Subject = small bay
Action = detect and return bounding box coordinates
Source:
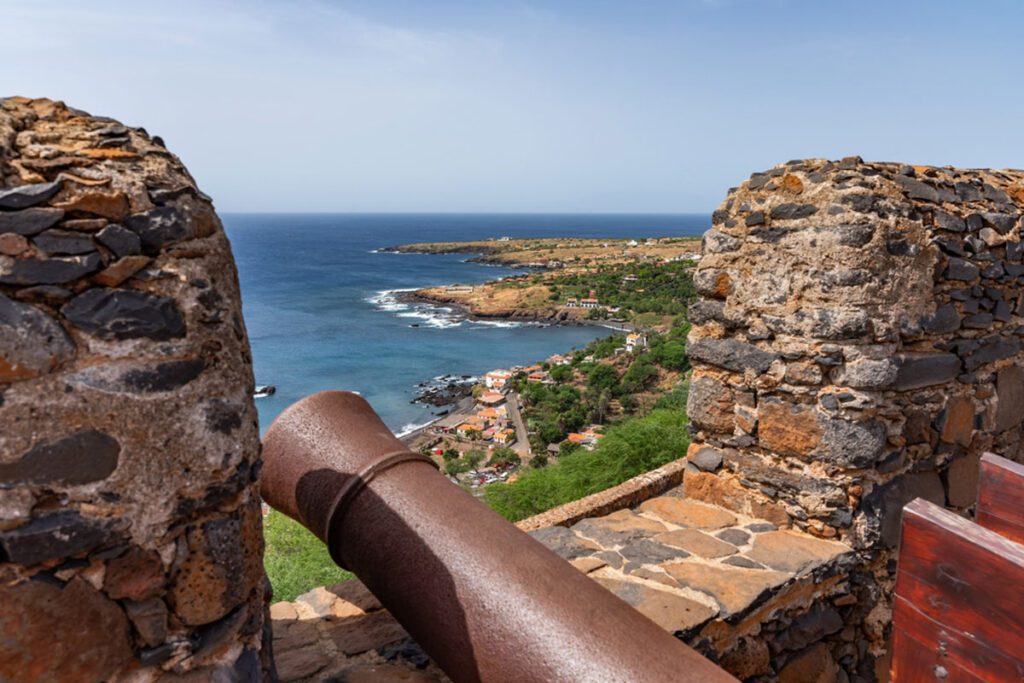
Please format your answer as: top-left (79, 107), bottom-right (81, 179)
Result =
top-left (224, 213), bottom-right (709, 433)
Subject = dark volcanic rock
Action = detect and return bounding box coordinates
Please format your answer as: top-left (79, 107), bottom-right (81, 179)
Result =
top-left (945, 258), bottom-right (979, 281)
top-left (688, 338), bottom-right (778, 374)
top-left (124, 207), bottom-right (190, 254)
top-left (0, 180), bottom-right (62, 209)
top-left (891, 352), bottom-right (960, 390)
top-left (528, 526), bottom-right (600, 560)
top-left (770, 203), bottom-right (818, 220)
top-left (62, 288), bottom-right (186, 340)
top-left (121, 358), bottom-right (205, 392)
top-left (0, 429), bottom-right (120, 486)
top-left (0, 253), bottom-right (102, 285)
top-left (0, 207), bottom-right (64, 235)
top-left (32, 229), bottom-right (96, 256)
top-left (95, 224), bottom-right (141, 257)
top-left (0, 511), bottom-right (118, 565)
top-left (0, 293), bottom-right (75, 379)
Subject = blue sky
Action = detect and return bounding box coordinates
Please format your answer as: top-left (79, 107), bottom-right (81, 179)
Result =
top-left (2, 1), bottom-right (1021, 212)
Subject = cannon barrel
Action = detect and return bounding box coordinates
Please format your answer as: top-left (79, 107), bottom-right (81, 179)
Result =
top-left (261, 391), bottom-right (735, 683)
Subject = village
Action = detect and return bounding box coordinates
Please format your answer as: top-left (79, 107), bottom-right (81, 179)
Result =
top-left (407, 328), bottom-right (652, 490)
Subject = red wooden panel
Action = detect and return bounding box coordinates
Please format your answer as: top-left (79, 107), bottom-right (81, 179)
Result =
top-left (976, 452), bottom-right (1024, 545)
top-left (892, 596), bottom-right (1024, 682)
top-left (893, 499), bottom-right (1024, 681)
top-left (891, 625), bottom-right (986, 683)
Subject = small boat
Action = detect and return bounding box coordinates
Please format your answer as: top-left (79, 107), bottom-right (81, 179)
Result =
top-left (410, 323), bottom-right (420, 327)
top-left (254, 384), bottom-right (276, 398)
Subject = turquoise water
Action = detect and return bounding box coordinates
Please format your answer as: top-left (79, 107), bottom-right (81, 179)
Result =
top-left (223, 214), bottom-right (709, 433)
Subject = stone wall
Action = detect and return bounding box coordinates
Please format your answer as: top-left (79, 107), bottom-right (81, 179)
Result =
top-left (0, 97), bottom-right (267, 680)
top-left (686, 157), bottom-right (1024, 675)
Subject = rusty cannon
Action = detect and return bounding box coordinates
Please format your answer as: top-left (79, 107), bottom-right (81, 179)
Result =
top-left (261, 391), bottom-right (735, 683)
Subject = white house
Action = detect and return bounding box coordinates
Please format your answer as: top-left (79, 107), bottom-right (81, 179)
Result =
top-left (484, 369), bottom-right (513, 390)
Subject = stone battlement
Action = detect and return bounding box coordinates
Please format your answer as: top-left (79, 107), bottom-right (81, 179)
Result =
top-left (0, 97), bottom-right (266, 680)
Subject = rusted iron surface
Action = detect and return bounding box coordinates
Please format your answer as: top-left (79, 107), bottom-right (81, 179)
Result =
top-left (891, 496), bottom-right (1024, 682)
top-left (262, 391), bottom-right (736, 683)
top-left (976, 452), bottom-right (1024, 545)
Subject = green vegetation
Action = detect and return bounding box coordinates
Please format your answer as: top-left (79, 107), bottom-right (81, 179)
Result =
top-left (483, 399), bottom-right (690, 521)
top-left (548, 260), bottom-right (697, 318)
top-left (264, 510), bottom-right (353, 602)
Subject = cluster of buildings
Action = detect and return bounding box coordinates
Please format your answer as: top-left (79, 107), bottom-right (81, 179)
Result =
top-left (434, 388), bottom-right (517, 447)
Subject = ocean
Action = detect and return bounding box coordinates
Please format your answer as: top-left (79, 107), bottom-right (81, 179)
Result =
top-left (223, 214), bottom-right (710, 434)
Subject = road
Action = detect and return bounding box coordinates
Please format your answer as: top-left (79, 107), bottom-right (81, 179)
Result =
top-left (505, 391), bottom-right (532, 458)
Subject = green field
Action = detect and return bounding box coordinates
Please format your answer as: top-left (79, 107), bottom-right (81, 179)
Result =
top-left (263, 510), bottom-right (353, 602)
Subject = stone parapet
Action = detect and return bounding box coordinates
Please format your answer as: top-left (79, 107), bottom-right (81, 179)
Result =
top-left (0, 97), bottom-right (266, 679)
top-left (686, 158), bottom-right (1024, 548)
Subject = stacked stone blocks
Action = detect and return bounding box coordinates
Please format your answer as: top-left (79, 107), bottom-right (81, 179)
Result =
top-left (0, 97), bottom-right (266, 680)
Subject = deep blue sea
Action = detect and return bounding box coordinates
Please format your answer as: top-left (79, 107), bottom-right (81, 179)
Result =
top-left (222, 214), bottom-right (710, 434)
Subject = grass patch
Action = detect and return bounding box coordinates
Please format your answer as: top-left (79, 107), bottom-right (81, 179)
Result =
top-left (483, 387), bottom-right (690, 522)
top-left (263, 509), bottom-right (353, 602)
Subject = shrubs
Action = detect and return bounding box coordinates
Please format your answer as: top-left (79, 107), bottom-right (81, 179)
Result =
top-left (483, 406), bottom-right (690, 522)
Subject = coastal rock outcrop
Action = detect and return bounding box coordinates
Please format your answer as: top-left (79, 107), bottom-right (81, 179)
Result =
top-left (0, 97), bottom-right (266, 680)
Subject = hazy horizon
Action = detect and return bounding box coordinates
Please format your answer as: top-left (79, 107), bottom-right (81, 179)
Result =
top-left (3, 1), bottom-right (1022, 213)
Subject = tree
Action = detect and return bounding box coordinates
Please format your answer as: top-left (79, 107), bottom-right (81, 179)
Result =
top-left (441, 448), bottom-right (459, 462)
top-left (464, 449), bottom-right (485, 472)
top-left (488, 447), bottom-right (521, 467)
top-left (558, 441), bottom-right (582, 457)
top-left (444, 458), bottom-right (471, 477)
top-left (587, 364), bottom-right (618, 393)
top-left (550, 364), bottom-right (572, 383)
top-left (529, 454), bottom-right (548, 469)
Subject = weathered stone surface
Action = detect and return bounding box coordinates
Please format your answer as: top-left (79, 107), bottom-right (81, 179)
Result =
top-left (322, 610), bottom-right (408, 656)
top-left (95, 223), bottom-right (142, 257)
top-left (592, 576), bottom-right (717, 632)
top-left (938, 394), bottom-right (974, 446)
top-left (688, 338), bottom-right (778, 373)
top-left (617, 538), bottom-right (691, 564)
top-left (0, 252), bottom-right (102, 285)
top-left (105, 547), bottom-right (165, 601)
top-left (819, 416), bottom-right (887, 467)
top-left (0, 232), bottom-right (28, 255)
top-left (995, 364), bottom-right (1024, 432)
top-left (169, 502), bottom-right (262, 626)
top-left (717, 528), bottom-right (750, 546)
top-left (945, 257), bottom-right (980, 281)
top-left (0, 578), bottom-right (132, 682)
top-left (53, 189), bottom-right (130, 221)
top-left (689, 446), bottom-right (723, 472)
top-left (891, 352), bottom-right (961, 390)
top-left (124, 206), bottom-right (190, 254)
top-left (0, 207), bottom-right (64, 235)
top-left (62, 288), bottom-right (186, 340)
top-left (572, 509), bottom-right (667, 547)
top-left (274, 644), bottom-right (331, 682)
top-left (945, 452), bottom-right (981, 508)
top-left (662, 561), bottom-right (789, 617)
top-left (863, 471), bottom-right (945, 547)
top-left (0, 294), bottom-right (75, 380)
top-left (0, 511), bottom-right (117, 566)
top-left (777, 642), bottom-right (840, 683)
top-left (0, 180), bottom-right (62, 209)
top-left (529, 525), bottom-right (601, 560)
top-left (687, 375), bottom-right (735, 433)
top-left (744, 531), bottom-right (849, 574)
top-left (832, 357), bottom-right (898, 389)
top-left (32, 228), bottom-right (96, 255)
top-left (92, 254), bottom-right (151, 286)
top-left (124, 597), bottom-right (169, 647)
top-left (655, 529), bottom-right (738, 558)
top-left (758, 400), bottom-right (823, 458)
top-left (639, 497), bottom-right (737, 529)
top-left (0, 98), bottom-right (263, 677)
top-left (0, 429), bottom-right (119, 486)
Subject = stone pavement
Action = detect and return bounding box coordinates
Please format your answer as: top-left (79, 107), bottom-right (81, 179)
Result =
top-left (271, 485), bottom-right (854, 681)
